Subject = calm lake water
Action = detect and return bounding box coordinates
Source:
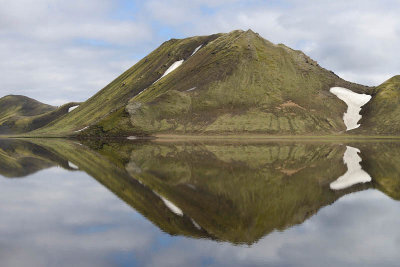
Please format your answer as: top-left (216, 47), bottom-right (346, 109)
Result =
top-left (0, 138), bottom-right (400, 267)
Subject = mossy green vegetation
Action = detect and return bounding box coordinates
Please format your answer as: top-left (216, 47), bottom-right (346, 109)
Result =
top-left (355, 76), bottom-right (400, 135)
top-left (0, 95), bottom-right (80, 134)
top-left (31, 33), bottom-right (221, 136)
top-left (97, 30), bottom-right (370, 137)
top-left (24, 30), bottom-right (371, 137)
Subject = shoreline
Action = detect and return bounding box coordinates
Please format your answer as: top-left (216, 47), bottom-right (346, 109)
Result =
top-left (3, 133), bottom-right (400, 141)
top-left (2, 133), bottom-right (400, 143)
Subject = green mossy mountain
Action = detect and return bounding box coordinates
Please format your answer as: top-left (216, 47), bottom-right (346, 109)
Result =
top-left (30, 30), bottom-right (370, 137)
top-left (0, 95), bottom-right (80, 134)
top-left (355, 76), bottom-right (400, 135)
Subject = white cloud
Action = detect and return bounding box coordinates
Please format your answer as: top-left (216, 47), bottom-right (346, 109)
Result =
top-left (0, 0), bottom-right (153, 104)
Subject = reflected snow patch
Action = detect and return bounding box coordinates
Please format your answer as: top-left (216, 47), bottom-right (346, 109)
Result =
top-left (68, 161), bottom-right (79, 170)
top-left (330, 87), bottom-right (371, 131)
top-left (191, 218), bottom-right (201, 230)
top-left (330, 146), bottom-right (372, 190)
top-left (159, 195), bottom-right (183, 216)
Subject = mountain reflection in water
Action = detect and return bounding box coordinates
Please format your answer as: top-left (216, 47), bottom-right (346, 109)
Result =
top-left (0, 138), bottom-right (400, 266)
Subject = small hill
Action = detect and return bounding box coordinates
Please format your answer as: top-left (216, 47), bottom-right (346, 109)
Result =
top-left (355, 76), bottom-right (400, 135)
top-left (0, 95), bottom-right (80, 134)
top-left (31, 30), bottom-right (371, 137)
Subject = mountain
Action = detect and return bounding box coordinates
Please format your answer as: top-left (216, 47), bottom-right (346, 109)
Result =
top-left (30, 30), bottom-right (371, 137)
top-left (0, 95), bottom-right (80, 134)
top-left (355, 76), bottom-right (400, 135)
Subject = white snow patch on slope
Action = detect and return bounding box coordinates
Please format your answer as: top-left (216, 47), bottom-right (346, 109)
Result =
top-left (160, 59), bottom-right (184, 79)
top-left (68, 105), bottom-right (79, 112)
top-left (330, 146), bottom-right (372, 190)
top-left (75, 126), bottom-right (89, 132)
top-left (137, 44), bottom-right (203, 96)
top-left (191, 45), bottom-right (202, 56)
top-left (148, 59), bottom-right (185, 90)
top-left (186, 87), bottom-right (197, 92)
top-left (330, 87), bottom-right (371, 131)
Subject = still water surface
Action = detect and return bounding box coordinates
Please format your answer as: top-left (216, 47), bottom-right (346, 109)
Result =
top-left (0, 138), bottom-right (400, 266)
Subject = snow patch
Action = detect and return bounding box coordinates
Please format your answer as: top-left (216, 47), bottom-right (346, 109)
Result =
top-left (136, 181), bottom-right (183, 216)
top-left (158, 195), bottom-right (183, 216)
top-left (138, 59), bottom-right (185, 96)
top-left (191, 218), bottom-right (201, 230)
top-left (160, 59), bottom-right (184, 79)
top-left (136, 44), bottom-right (203, 96)
top-left (190, 45), bottom-right (202, 56)
top-left (330, 146), bottom-right (372, 190)
top-left (68, 161), bottom-right (79, 169)
top-left (68, 105), bottom-right (79, 112)
top-left (330, 87), bottom-right (371, 131)
top-left (75, 126), bottom-right (89, 133)
top-left (186, 87), bottom-right (197, 92)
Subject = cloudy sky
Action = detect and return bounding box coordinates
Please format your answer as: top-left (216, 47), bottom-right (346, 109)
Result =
top-left (0, 0), bottom-right (399, 105)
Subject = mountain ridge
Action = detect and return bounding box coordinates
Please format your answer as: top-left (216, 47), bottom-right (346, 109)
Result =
top-left (82, 29), bottom-right (371, 137)
top-left (1, 29), bottom-right (390, 137)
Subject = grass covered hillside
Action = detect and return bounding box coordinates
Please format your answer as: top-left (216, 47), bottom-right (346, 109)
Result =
top-left (87, 30), bottom-right (372, 137)
top-left (32, 33), bottom-right (222, 136)
top-left (0, 95), bottom-right (80, 134)
top-left (355, 76), bottom-right (400, 135)
top-left (31, 30), bottom-right (372, 137)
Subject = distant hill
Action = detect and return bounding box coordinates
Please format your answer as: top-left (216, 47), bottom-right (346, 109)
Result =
top-left (355, 76), bottom-right (400, 135)
top-left (0, 95), bottom-right (80, 134)
top-left (30, 30), bottom-right (371, 137)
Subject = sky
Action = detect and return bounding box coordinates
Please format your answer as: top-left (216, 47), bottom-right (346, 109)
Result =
top-left (0, 0), bottom-right (399, 105)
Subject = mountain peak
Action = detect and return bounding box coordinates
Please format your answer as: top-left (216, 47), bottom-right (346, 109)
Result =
top-left (29, 30), bottom-right (371, 137)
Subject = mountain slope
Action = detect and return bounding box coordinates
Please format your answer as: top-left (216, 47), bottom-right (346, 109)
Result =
top-left (34, 30), bottom-right (371, 137)
top-left (0, 95), bottom-right (80, 134)
top-left (32, 34), bottom-right (222, 136)
top-left (355, 76), bottom-right (400, 135)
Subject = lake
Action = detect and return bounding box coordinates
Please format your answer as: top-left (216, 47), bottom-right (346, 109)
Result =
top-left (0, 138), bottom-right (399, 267)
